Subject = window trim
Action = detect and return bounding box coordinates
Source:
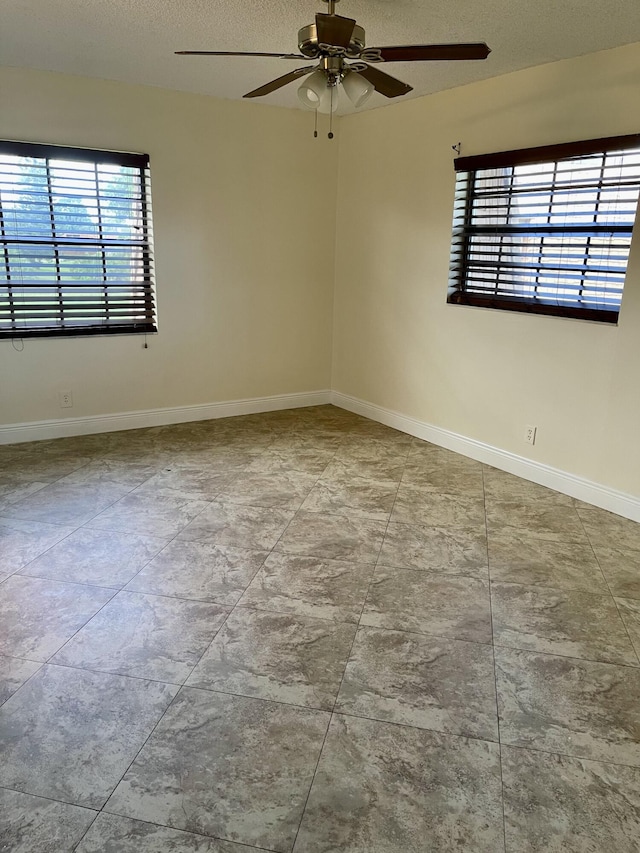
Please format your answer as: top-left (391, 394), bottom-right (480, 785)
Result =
top-left (0, 140), bottom-right (156, 339)
top-left (448, 133), bottom-right (640, 324)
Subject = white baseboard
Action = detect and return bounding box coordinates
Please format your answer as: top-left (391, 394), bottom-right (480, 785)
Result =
top-left (0, 390), bottom-right (332, 445)
top-left (331, 391), bottom-right (640, 523)
top-left (3, 386), bottom-right (638, 523)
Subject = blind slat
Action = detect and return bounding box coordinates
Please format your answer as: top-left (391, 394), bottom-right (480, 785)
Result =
top-left (0, 140), bottom-right (156, 338)
top-left (448, 137), bottom-right (640, 321)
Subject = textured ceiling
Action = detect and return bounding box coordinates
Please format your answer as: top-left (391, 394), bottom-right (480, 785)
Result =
top-left (2, 0), bottom-right (640, 113)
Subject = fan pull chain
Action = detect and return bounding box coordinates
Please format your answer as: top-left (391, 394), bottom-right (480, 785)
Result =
top-left (328, 88), bottom-right (334, 139)
top-left (314, 109), bottom-right (318, 138)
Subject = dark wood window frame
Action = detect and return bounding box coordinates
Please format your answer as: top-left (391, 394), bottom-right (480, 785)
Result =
top-left (448, 134), bottom-right (640, 324)
top-left (0, 140), bottom-right (156, 339)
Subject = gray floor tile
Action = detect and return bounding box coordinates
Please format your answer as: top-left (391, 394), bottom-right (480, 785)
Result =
top-left (105, 688), bottom-right (329, 851)
top-left (2, 480), bottom-right (132, 526)
top-left (76, 814), bottom-right (253, 852)
top-left (488, 530), bottom-right (608, 592)
top-left (240, 551), bottom-right (375, 623)
top-left (0, 575), bottom-right (115, 661)
top-left (502, 746), bottom-right (640, 853)
top-left (132, 465), bottom-right (234, 501)
top-left (52, 591), bottom-right (230, 683)
top-left (188, 607), bottom-right (356, 709)
top-left (0, 451), bottom-right (90, 483)
top-left (178, 501), bottom-right (295, 549)
top-left (274, 511), bottom-right (387, 563)
top-left (336, 626), bottom-right (498, 740)
top-left (340, 426), bottom-right (413, 448)
top-left (392, 486), bottom-right (486, 528)
top-left (0, 664), bottom-right (177, 807)
top-left (362, 567), bottom-right (492, 643)
top-left (577, 506), bottom-right (640, 550)
top-left (331, 440), bottom-right (409, 465)
top-left (0, 480), bottom-right (49, 514)
top-left (495, 647), bottom-right (640, 766)
top-left (3, 409), bottom-right (639, 853)
top-left (482, 468), bottom-right (575, 505)
top-left (320, 457), bottom-right (405, 483)
top-left (165, 448), bottom-right (263, 473)
top-left (59, 458), bottom-right (162, 488)
top-left (616, 597), bottom-right (640, 657)
top-left (218, 471), bottom-right (319, 510)
top-left (592, 545), bottom-right (640, 598)
top-left (491, 582), bottom-right (638, 665)
top-left (408, 441), bottom-right (474, 465)
top-left (0, 516), bottom-right (76, 573)
top-left (19, 528), bottom-right (168, 588)
top-left (300, 476), bottom-right (398, 521)
top-left (486, 501), bottom-right (587, 544)
top-left (87, 492), bottom-right (211, 538)
top-left (243, 447), bottom-right (335, 475)
top-left (0, 788), bottom-right (97, 853)
top-left (293, 714), bottom-right (504, 853)
top-left (126, 540), bottom-right (268, 605)
top-left (379, 522), bottom-right (488, 576)
top-left (0, 473), bottom-right (47, 499)
top-left (401, 460), bottom-right (484, 495)
top-left (0, 653), bottom-right (41, 705)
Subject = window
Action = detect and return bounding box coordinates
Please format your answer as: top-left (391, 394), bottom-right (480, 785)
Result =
top-left (0, 141), bottom-right (156, 338)
top-left (448, 134), bottom-right (640, 323)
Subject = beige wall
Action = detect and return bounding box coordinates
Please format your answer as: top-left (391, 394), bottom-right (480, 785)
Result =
top-left (332, 43), bottom-right (640, 496)
top-left (0, 68), bottom-right (337, 425)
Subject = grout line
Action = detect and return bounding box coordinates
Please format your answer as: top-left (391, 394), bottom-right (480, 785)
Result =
top-left (39, 588), bottom-right (120, 668)
top-left (497, 739), bottom-right (640, 771)
top-left (176, 446), bottom-right (344, 688)
top-left (0, 782), bottom-right (99, 813)
top-left (327, 707), bottom-right (499, 744)
top-left (34, 659), bottom-right (188, 689)
top-left (92, 807), bottom-right (279, 853)
top-left (71, 808), bottom-right (102, 852)
top-left (287, 428), bottom-right (406, 850)
top-left (576, 513), bottom-right (640, 668)
top-left (0, 660), bottom-right (45, 712)
top-left (483, 464), bottom-right (508, 853)
top-left (289, 705), bottom-right (332, 851)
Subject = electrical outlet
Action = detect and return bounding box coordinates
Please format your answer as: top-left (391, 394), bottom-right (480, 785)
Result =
top-left (525, 424), bottom-right (537, 445)
top-left (59, 390), bottom-right (73, 409)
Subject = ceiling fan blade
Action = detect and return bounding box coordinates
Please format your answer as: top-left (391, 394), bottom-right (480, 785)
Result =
top-left (243, 66), bottom-right (316, 98)
top-left (365, 43), bottom-right (491, 62)
top-left (358, 64), bottom-right (412, 98)
top-left (315, 13), bottom-right (356, 49)
top-left (176, 50), bottom-right (305, 59)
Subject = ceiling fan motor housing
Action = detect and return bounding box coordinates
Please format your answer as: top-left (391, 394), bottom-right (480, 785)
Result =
top-left (298, 23), bottom-right (366, 58)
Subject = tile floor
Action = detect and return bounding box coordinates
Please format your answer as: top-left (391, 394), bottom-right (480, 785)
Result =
top-left (1, 405), bottom-right (640, 852)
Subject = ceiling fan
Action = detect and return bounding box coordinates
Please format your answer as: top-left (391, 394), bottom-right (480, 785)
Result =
top-left (176, 0), bottom-right (490, 122)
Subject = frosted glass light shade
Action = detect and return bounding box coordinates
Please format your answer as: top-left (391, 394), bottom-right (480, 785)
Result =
top-left (317, 85), bottom-right (339, 114)
top-left (342, 72), bottom-right (374, 108)
top-left (298, 70), bottom-right (329, 109)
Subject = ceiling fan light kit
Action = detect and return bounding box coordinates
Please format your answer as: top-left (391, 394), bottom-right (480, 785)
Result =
top-left (341, 71), bottom-right (374, 109)
top-left (176, 0), bottom-right (490, 137)
top-left (298, 68), bottom-right (334, 110)
top-left (298, 65), bottom-right (373, 112)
